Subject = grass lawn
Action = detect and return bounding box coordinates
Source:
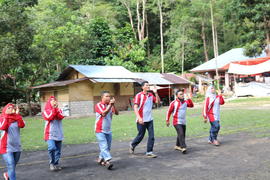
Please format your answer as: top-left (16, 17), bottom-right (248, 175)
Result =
top-left (21, 97), bottom-right (270, 151)
top-left (228, 96), bottom-right (270, 104)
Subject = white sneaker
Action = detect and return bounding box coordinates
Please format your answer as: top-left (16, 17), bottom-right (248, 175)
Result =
top-left (146, 152), bottom-right (158, 158)
top-left (50, 164), bottom-right (57, 171)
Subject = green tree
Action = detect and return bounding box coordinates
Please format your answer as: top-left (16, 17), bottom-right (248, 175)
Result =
top-left (228, 0), bottom-right (270, 56)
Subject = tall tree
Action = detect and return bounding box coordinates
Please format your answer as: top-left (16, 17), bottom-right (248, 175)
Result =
top-left (228, 0), bottom-right (270, 56)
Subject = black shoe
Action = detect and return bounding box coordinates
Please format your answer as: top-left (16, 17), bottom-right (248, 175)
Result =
top-left (129, 143), bottom-right (135, 154)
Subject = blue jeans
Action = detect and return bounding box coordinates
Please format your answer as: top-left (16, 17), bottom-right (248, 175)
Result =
top-left (131, 120), bottom-right (155, 153)
top-left (47, 140), bottom-right (62, 165)
top-left (2, 152), bottom-right (21, 180)
top-left (96, 132), bottom-right (112, 161)
top-left (209, 121), bottom-right (220, 142)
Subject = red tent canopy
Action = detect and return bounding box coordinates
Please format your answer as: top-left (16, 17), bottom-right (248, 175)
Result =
top-left (221, 56), bottom-right (270, 70)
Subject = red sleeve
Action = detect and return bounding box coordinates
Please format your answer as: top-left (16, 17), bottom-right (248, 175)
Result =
top-left (95, 103), bottom-right (105, 115)
top-left (43, 108), bottom-right (57, 121)
top-left (186, 99), bottom-right (194, 108)
top-left (219, 95), bottom-right (225, 105)
top-left (56, 108), bottom-right (64, 120)
top-left (15, 114), bottom-right (25, 128)
top-left (133, 93), bottom-right (141, 105)
top-left (203, 98), bottom-right (209, 119)
top-left (166, 101), bottom-right (175, 123)
top-left (0, 117), bottom-right (9, 130)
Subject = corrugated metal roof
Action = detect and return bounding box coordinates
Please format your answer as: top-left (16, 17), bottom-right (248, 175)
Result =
top-left (162, 73), bottom-right (190, 84)
top-left (191, 48), bottom-right (266, 72)
top-left (32, 77), bottom-right (89, 89)
top-left (91, 78), bottom-right (135, 83)
top-left (134, 73), bottom-right (173, 85)
top-left (59, 65), bottom-right (139, 79)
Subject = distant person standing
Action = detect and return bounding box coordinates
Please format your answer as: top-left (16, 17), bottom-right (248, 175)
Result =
top-left (43, 96), bottom-right (65, 171)
top-left (166, 89), bottom-right (194, 153)
top-left (0, 103), bottom-right (25, 180)
top-left (203, 85), bottom-right (225, 146)
top-left (95, 91), bottom-right (119, 170)
top-left (129, 81), bottom-right (160, 158)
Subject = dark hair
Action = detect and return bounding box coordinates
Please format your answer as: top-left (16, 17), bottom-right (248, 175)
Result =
top-left (101, 90), bottom-right (110, 97)
top-left (175, 89), bottom-right (184, 96)
top-left (141, 81), bottom-right (149, 87)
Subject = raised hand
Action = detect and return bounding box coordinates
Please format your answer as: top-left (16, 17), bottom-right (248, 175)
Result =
top-left (153, 85), bottom-right (158, 94)
top-left (15, 106), bottom-right (20, 114)
top-left (110, 97), bottom-right (116, 105)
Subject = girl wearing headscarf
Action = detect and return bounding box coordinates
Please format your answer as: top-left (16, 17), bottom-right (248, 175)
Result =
top-left (42, 96), bottom-right (64, 171)
top-left (0, 103), bottom-right (25, 180)
top-left (203, 85), bottom-right (225, 146)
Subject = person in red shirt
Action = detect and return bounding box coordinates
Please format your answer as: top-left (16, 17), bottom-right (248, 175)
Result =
top-left (203, 85), bottom-right (225, 146)
top-left (166, 89), bottom-right (194, 153)
top-left (0, 103), bottom-right (25, 180)
top-left (95, 91), bottom-right (119, 170)
top-left (129, 81), bottom-right (160, 158)
top-left (42, 96), bottom-right (65, 171)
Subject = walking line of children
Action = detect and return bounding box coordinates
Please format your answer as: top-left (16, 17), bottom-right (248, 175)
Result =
top-left (0, 81), bottom-right (224, 179)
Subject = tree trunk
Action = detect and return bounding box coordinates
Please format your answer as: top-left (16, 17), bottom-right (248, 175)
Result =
top-left (136, 0), bottom-right (147, 41)
top-left (201, 20), bottom-right (209, 62)
top-left (26, 90), bottom-right (32, 116)
top-left (136, 0), bottom-right (141, 41)
top-left (264, 16), bottom-right (270, 56)
top-left (210, 0), bottom-right (219, 89)
top-left (181, 40), bottom-right (185, 75)
top-left (146, 12), bottom-right (150, 57)
top-left (56, 63), bottom-right (61, 73)
top-left (158, 0), bottom-right (164, 73)
top-left (122, 1), bottom-right (137, 40)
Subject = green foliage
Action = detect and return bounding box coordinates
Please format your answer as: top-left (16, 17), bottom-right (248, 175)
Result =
top-left (1, 0), bottom-right (269, 105)
top-left (227, 0), bottom-right (270, 56)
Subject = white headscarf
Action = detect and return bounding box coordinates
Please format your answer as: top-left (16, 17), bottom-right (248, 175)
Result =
top-left (206, 85), bottom-right (216, 105)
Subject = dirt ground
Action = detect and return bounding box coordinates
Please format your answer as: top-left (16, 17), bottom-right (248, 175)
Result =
top-left (1, 131), bottom-right (270, 180)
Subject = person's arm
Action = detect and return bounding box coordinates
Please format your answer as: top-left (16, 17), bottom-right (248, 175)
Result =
top-left (186, 99), bottom-right (194, 108)
top-left (14, 106), bottom-right (25, 128)
top-left (218, 90), bottom-right (225, 105)
top-left (134, 104), bottom-right (143, 124)
top-left (101, 105), bottom-right (113, 117)
top-left (152, 87), bottom-right (160, 104)
top-left (133, 94), bottom-right (143, 124)
top-left (186, 93), bottom-right (194, 108)
top-left (112, 105), bottom-right (119, 115)
top-left (202, 98), bottom-right (209, 122)
top-left (55, 108), bottom-right (65, 120)
top-left (43, 108), bottom-right (57, 121)
top-left (166, 101), bottom-right (174, 127)
top-left (0, 117), bottom-right (9, 130)
top-left (15, 114), bottom-right (25, 128)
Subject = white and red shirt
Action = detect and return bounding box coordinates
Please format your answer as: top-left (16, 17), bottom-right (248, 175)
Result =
top-left (95, 102), bottom-right (115, 134)
top-left (0, 114), bottom-right (25, 154)
top-left (43, 108), bottom-right (64, 141)
top-left (203, 95), bottom-right (225, 122)
top-left (134, 92), bottom-right (156, 122)
top-left (166, 99), bottom-right (194, 125)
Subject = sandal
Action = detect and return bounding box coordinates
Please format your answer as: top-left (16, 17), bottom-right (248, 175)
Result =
top-left (104, 160), bottom-right (113, 170)
top-left (97, 158), bottom-right (105, 166)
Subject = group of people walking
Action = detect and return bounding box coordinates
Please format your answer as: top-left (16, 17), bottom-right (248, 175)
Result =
top-left (0, 81), bottom-right (224, 179)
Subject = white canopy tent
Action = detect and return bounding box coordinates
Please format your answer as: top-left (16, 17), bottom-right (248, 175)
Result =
top-left (228, 60), bottom-right (270, 75)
